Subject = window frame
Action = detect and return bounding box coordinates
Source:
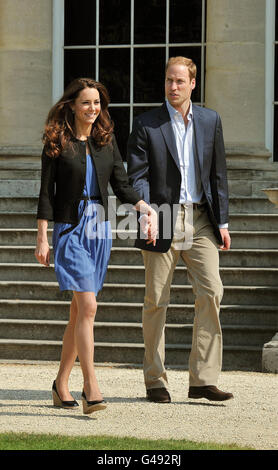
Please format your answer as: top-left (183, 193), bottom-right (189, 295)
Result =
top-left (265, 0), bottom-right (276, 159)
top-left (53, 0), bottom-right (207, 132)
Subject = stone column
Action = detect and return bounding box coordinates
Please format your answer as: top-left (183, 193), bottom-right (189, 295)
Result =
top-left (261, 190), bottom-right (278, 373)
top-left (0, 0), bottom-right (52, 154)
top-left (262, 333), bottom-right (278, 373)
top-left (205, 0), bottom-right (266, 155)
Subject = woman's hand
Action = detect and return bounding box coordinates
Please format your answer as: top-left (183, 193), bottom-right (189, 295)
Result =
top-left (147, 208), bottom-right (158, 246)
top-left (35, 240), bottom-right (50, 266)
top-left (35, 219), bottom-right (50, 266)
top-left (139, 209), bottom-right (158, 246)
top-left (134, 200), bottom-right (158, 246)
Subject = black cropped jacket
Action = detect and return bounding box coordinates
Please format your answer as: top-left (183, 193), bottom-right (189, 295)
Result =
top-left (36, 135), bottom-right (140, 223)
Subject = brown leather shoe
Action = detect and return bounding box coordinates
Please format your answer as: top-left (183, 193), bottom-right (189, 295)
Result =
top-left (146, 387), bottom-right (171, 403)
top-left (188, 385), bottom-right (234, 401)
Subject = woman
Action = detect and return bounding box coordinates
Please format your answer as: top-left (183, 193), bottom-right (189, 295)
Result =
top-left (35, 78), bottom-right (157, 415)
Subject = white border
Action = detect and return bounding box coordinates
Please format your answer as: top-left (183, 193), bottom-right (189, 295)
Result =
top-left (265, 0), bottom-right (275, 154)
top-left (52, 0), bottom-right (64, 103)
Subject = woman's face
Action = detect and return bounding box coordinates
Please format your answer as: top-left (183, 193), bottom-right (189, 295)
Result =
top-left (71, 87), bottom-right (101, 126)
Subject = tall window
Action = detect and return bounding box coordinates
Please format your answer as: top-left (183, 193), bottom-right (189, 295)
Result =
top-left (274, 3), bottom-right (278, 161)
top-left (63, 0), bottom-right (207, 156)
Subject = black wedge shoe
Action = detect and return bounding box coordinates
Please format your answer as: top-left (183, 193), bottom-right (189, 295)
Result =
top-left (52, 380), bottom-right (79, 409)
top-left (82, 390), bottom-right (107, 415)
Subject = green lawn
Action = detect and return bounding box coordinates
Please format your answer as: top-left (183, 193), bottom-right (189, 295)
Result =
top-left (0, 432), bottom-right (253, 450)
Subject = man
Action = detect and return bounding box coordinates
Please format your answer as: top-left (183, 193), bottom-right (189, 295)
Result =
top-left (127, 56), bottom-right (233, 403)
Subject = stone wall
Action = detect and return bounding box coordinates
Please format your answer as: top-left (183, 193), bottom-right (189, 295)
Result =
top-left (0, 0), bottom-right (269, 157)
top-left (206, 0), bottom-right (266, 152)
top-left (0, 0), bottom-right (52, 150)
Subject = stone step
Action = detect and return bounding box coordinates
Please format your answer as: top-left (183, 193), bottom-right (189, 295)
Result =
top-left (0, 246), bottom-right (54, 263)
top-left (228, 213), bottom-right (278, 230)
top-left (218, 249), bottom-right (278, 267)
top-left (0, 299), bottom-right (71, 321)
top-left (226, 161), bottom-right (278, 180)
top-left (227, 197), bottom-right (278, 214)
top-left (109, 247), bottom-right (278, 268)
top-left (0, 160), bottom-right (41, 183)
top-left (0, 197), bottom-right (39, 212)
top-left (0, 178), bottom-right (276, 201)
top-left (104, 266), bottom-right (278, 286)
top-left (0, 299), bottom-right (276, 327)
top-left (0, 229), bottom-right (53, 246)
top-left (228, 181), bottom-right (278, 198)
top-left (0, 338), bottom-right (263, 371)
top-left (1, 195), bottom-right (278, 214)
top-left (0, 281), bottom-right (277, 305)
top-left (0, 155), bottom-right (276, 173)
top-left (0, 212), bottom-right (39, 228)
top-left (0, 181), bottom-right (40, 198)
top-left (229, 231), bottom-right (278, 249)
top-left (0, 170), bottom-right (41, 181)
top-left (0, 263), bottom-right (277, 286)
top-left (1, 228), bottom-right (278, 249)
top-left (0, 246), bottom-right (277, 267)
top-left (97, 284), bottom-right (278, 305)
top-left (0, 318), bottom-right (275, 348)
top-left (0, 158), bottom-right (41, 169)
top-left (0, 159), bottom-right (276, 371)
top-left (1, 210), bottom-right (278, 230)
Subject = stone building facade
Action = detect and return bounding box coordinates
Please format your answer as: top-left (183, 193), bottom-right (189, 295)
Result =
top-left (0, 0), bottom-right (275, 162)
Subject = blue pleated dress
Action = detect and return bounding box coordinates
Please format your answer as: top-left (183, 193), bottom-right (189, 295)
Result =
top-left (52, 154), bottom-right (112, 294)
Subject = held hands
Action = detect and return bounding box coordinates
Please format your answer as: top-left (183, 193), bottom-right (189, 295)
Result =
top-left (35, 240), bottom-right (50, 267)
top-left (139, 208), bottom-right (158, 246)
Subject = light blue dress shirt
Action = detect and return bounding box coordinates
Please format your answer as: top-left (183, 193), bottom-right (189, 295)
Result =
top-left (166, 100), bottom-right (228, 230)
top-left (166, 100), bottom-right (202, 204)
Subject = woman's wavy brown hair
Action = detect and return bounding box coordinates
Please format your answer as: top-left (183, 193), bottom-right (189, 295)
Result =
top-left (43, 78), bottom-right (114, 158)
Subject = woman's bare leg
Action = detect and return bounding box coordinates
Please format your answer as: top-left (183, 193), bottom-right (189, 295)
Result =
top-left (55, 296), bottom-right (78, 401)
top-left (73, 291), bottom-right (103, 401)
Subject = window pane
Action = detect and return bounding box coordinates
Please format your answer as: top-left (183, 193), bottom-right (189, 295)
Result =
top-left (133, 106), bottom-right (158, 119)
top-left (109, 107), bottom-right (130, 159)
top-left (274, 6), bottom-right (278, 161)
top-left (99, 49), bottom-right (130, 103)
top-left (64, 50), bottom-right (96, 89)
top-left (276, 3), bottom-right (278, 40)
top-left (275, 45), bottom-right (278, 102)
top-left (64, 0), bottom-right (96, 46)
top-left (134, 0), bottom-right (166, 44)
top-left (134, 48), bottom-right (165, 103)
top-left (99, 0), bottom-right (130, 44)
top-left (274, 106), bottom-right (278, 162)
top-left (170, 0), bottom-right (203, 43)
top-left (169, 46), bottom-right (203, 102)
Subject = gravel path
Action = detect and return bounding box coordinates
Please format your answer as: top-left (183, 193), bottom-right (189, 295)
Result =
top-left (0, 362), bottom-right (277, 450)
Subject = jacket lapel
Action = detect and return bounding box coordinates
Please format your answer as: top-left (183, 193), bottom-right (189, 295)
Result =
top-left (158, 103), bottom-right (181, 171)
top-left (87, 138), bottom-right (107, 167)
top-left (192, 104), bottom-right (204, 175)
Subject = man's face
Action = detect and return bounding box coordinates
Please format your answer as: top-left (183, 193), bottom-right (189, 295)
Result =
top-left (165, 64), bottom-right (196, 110)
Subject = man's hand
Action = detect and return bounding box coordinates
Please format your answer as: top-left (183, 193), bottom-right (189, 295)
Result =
top-left (140, 210), bottom-right (158, 246)
top-left (219, 228), bottom-right (231, 250)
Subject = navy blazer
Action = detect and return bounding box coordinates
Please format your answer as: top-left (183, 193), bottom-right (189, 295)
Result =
top-left (127, 102), bottom-right (229, 252)
top-left (37, 134), bottom-right (140, 224)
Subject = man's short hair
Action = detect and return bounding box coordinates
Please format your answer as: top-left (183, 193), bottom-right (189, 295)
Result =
top-left (165, 56), bottom-right (197, 81)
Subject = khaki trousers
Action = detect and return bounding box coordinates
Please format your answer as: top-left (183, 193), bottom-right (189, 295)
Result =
top-left (142, 204), bottom-right (223, 389)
